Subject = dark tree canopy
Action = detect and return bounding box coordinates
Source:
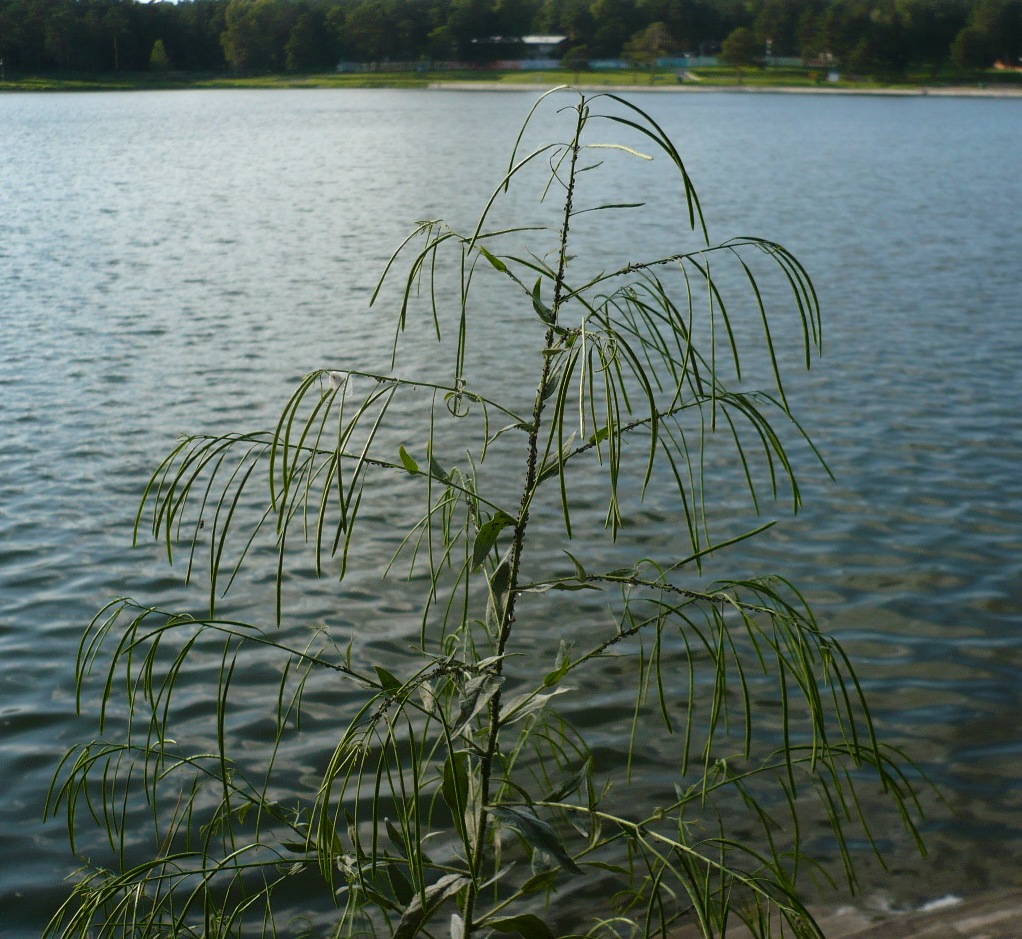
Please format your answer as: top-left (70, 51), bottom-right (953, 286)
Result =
top-left (0, 0), bottom-right (1018, 77)
top-left (720, 24), bottom-right (760, 68)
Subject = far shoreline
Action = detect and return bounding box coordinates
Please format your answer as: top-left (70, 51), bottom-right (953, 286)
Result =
top-left (429, 80), bottom-right (1022, 98)
top-left (3, 69), bottom-right (1022, 98)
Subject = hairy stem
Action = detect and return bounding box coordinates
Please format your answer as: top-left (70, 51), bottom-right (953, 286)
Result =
top-left (463, 102), bottom-right (586, 937)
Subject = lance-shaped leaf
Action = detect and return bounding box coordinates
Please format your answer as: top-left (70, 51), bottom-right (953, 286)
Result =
top-left (451, 673), bottom-right (504, 738)
top-left (486, 558), bottom-right (513, 626)
top-left (543, 758), bottom-right (591, 803)
top-left (536, 434), bottom-right (578, 485)
top-left (532, 277), bottom-right (554, 324)
top-left (486, 805), bottom-right (584, 875)
top-left (442, 751), bottom-right (471, 841)
top-left (501, 686), bottom-right (572, 724)
top-left (398, 445), bottom-right (419, 474)
top-left (471, 511), bottom-right (517, 571)
top-left (388, 863), bottom-right (415, 906)
top-left (393, 873), bottom-right (471, 939)
top-left (479, 245), bottom-right (508, 273)
top-left (374, 666), bottom-right (403, 695)
top-left (543, 639), bottom-right (574, 688)
top-left (429, 454), bottom-right (450, 483)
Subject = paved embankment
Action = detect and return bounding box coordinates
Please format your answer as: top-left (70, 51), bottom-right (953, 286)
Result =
top-left (670, 890), bottom-right (1022, 938)
top-left (428, 82), bottom-right (1022, 98)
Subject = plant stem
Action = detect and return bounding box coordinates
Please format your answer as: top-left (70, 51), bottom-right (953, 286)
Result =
top-left (463, 101), bottom-right (586, 937)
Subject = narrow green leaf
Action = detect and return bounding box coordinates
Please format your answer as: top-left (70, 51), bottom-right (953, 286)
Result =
top-left (532, 277), bottom-right (554, 324)
top-left (542, 662), bottom-right (571, 688)
top-left (399, 445), bottom-right (419, 474)
top-left (393, 874), bottom-right (471, 939)
top-left (429, 455), bottom-right (449, 483)
top-left (502, 686), bottom-right (572, 723)
top-left (479, 246), bottom-right (508, 273)
top-left (486, 805), bottom-right (583, 874)
top-left (562, 550), bottom-right (587, 581)
top-left (375, 666), bottom-right (402, 695)
top-left (442, 751), bottom-right (470, 840)
top-left (386, 818), bottom-right (409, 858)
top-left (488, 914), bottom-right (557, 939)
top-left (584, 861), bottom-right (630, 875)
top-left (452, 674), bottom-right (503, 738)
top-left (543, 758), bottom-right (591, 803)
top-left (537, 433), bottom-right (577, 485)
top-left (536, 458), bottom-right (561, 485)
top-left (389, 864), bottom-right (415, 906)
top-left (487, 558), bottom-right (512, 626)
top-left (517, 868), bottom-right (559, 897)
top-left (542, 639), bottom-right (574, 687)
top-left (604, 567), bottom-right (636, 579)
top-left (471, 511), bottom-right (516, 570)
top-left (554, 639), bottom-right (572, 671)
top-left (539, 373), bottom-right (560, 402)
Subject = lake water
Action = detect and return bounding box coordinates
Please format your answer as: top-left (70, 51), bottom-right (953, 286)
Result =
top-left (1, 87), bottom-right (1020, 935)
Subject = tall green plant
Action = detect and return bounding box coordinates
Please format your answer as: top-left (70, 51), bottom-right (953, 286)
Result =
top-left (48, 90), bottom-right (923, 939)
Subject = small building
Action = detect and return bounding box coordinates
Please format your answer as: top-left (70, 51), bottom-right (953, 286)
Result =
top-left (482, 35), bottom-right (568, 70)
top-left (521, 36), bottom-right (568, 60)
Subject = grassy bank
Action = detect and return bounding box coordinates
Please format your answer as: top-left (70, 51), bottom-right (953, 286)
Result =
top-left (2, 65), bottom-right (1019, 93)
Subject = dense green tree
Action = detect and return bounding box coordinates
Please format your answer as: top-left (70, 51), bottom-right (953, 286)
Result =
top-left (342, 0), bottom-right (391, 61)
top-left (535, 0), bottom-right (595, 44)
top-left (968, 0), bottom-right (1022, 63)
top-left (814, 0), bottom-right (870, 62)
top-left (284, 10), bottom-right (314, 68)
top-left (43, 3), bottom-right (75, 70)
top-left (173, 0), bottom-right (230, 70)
top-left (149, 37), bottom-right (171, 68)
top-left (561, 40), bottom-right (590, 70)
top-left (637, 0), bottom-right (694, 50)
top-left (393, 0), bottom-right (436, 59)
top-left (424, 22), bottom-right (454, 60)
top-left (103, 3), bottom-right (129, 69)
top-left (492, 0), bottom-right (541, 39)
top-left (0, 0), bottom-right (1017, 78)
top-left (623, 19), bottom-right (671, 78)
top-left (446, 0), bottom-right (499, 58)
top-left (720, 23), bottom-right (759, 70)
top-left (951, 20), bottom-right (995, 63)
top-left (898, 0), bottom-right (969, 69)
top-left (861, 0), bottom-right (911, 77)
top-left (754, 0), bottom-right (802, 56)
top-left (589, 0), bottom-right (642, 55)
top-left (795, 4), bottom-right (823, 61)
top-left (221, 0), bottom-right (292, 71)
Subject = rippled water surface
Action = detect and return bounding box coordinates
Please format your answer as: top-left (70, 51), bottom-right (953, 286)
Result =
top-left (1, 88), bottom-right (1020, 934)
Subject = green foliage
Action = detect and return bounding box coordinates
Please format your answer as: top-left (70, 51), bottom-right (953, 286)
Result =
top-left (47, 90), bottom-right (925, 939)
top-left (622, 22), bottom-right (671, 82)
top-left (148, 38), bottom-right (170, 71)
top-left (561, 43), bottom-right (591, 76)
top-left (2, 0), bottom-right (1019, 79)
top-left (720, 26), bottom-right (760, 71)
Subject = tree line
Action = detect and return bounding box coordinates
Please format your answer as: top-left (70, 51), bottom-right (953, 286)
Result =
top-left (0, 0), bottom-right (1019, 77)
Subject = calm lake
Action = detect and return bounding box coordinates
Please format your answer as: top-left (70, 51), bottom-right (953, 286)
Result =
top-left (1, 87), bottom-right (1020, 935)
